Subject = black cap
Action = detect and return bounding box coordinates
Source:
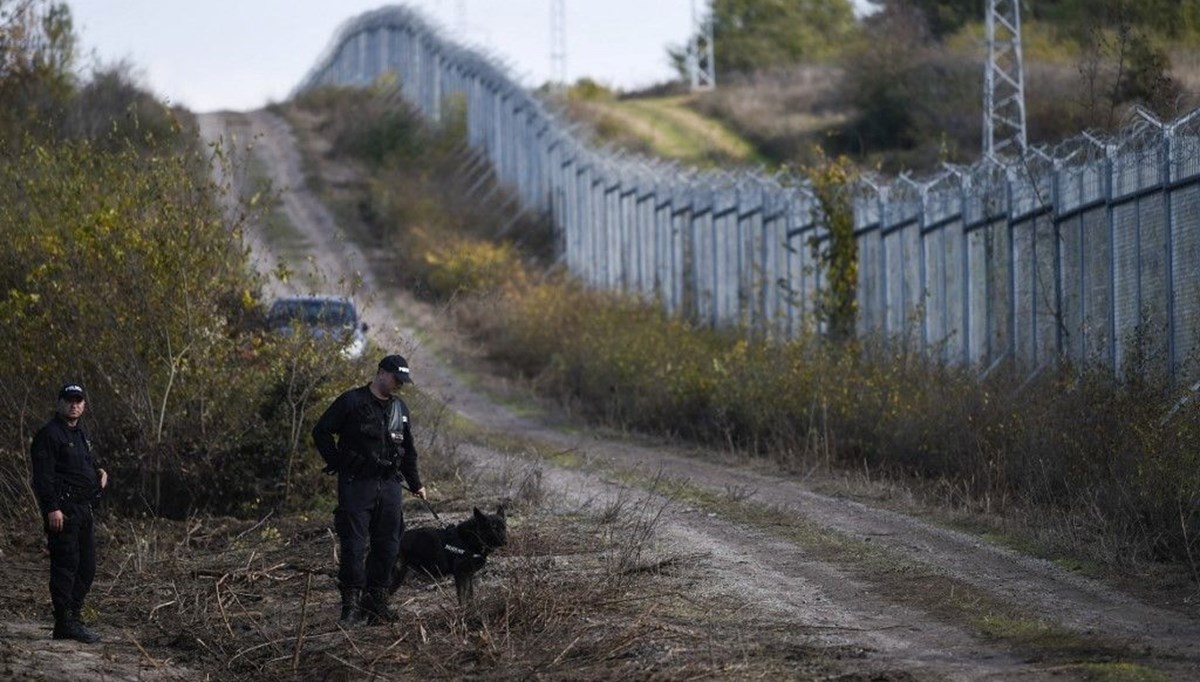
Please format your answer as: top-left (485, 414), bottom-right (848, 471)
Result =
top-left (59, 383), bottom-right (86, 401)
top-left (378, 354), bottom-right (413, 384)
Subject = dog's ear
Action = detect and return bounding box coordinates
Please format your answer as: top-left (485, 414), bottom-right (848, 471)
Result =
top-left (496, 504), bottom-right (506, 518)
top-left (473, 507), bottom-right (486, 521)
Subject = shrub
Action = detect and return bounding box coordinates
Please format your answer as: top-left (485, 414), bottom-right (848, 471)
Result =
top-left (454, 267), bottom-right (1200, 567)
top-left (423, 236), bottom-right (525, 299)
top-left (0, 134), bottom-right (364, 518)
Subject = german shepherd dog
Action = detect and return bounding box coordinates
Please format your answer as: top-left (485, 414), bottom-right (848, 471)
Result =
top-left (390, 505), bottom-right (507, 605)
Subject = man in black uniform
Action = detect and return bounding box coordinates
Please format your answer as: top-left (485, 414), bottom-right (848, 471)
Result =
top-left (30, 383), bottom-right (108, 643)
top-left (313, 354), bottom-right (426, 626)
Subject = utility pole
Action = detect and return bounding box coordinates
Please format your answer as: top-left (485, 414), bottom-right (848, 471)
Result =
top-left (688, 0), bottom-right (715, 91)
top-left (550, 0), bottom-right (567, 87)
top-left (983, 0), bottom-right (1027, 158)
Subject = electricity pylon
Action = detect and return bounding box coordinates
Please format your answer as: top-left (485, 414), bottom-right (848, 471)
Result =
top-left (550, 0), bottom-right (567, 86)
top-left (983, 0), bottom-right (1027, 158)
top-left (688, 0), bottom-right (715, 91)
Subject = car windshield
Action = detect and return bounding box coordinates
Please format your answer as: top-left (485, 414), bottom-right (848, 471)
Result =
top-left (269, 299), bottom-right (356, 328)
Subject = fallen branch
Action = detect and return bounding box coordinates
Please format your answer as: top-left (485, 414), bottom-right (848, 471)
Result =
top-left (124, 629), bottom-right (164, 670)
top-left (328, 653), bottom-right (388, 680)
top-left (234, 511), bottom-right (275, 542)
top-left (292, 573), bottom-right (312, 672)
top-left (148, 600), bottom-right (176, 621)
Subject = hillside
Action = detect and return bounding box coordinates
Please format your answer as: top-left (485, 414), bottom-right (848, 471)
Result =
top-left (563, 21), bottom-right (1200, 174)
top-left (563, 90), bottom-right (765, 168)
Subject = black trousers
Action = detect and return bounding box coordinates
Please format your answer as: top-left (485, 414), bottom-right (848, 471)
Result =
top-left (46, 502), bottom-right (96, 616)
top-left (334, 476), bottom-right (405, 590)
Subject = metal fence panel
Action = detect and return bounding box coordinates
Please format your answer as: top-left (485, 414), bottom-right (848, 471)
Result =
top-left (989, 220), bottom-right (1014, 367)
top-left (1139, 195), bottom-right (1171, 372)
top-left (1172, 184), bottom-right (1200, 376)
top-left (1012, 217), bottom-right (1036, 366)
top-left (1082, 206), bottom-right (1114, 367)
top-left (295, 7), bottom-right (1200, 382)
top-left (1112, 202), bottom-right (1140, 374)
top-left (1034, 215), bottom-right (1059, 366)
top-left (1059, 214), bottom-right (1084, 366)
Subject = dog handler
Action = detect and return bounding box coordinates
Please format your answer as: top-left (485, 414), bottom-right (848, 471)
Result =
top-left (313, 354), bottom-right (426, 626)
top-left (30, 383), bottom-right (108, 643)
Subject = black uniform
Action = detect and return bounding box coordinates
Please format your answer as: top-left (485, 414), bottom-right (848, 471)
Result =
top-left (312, 384), bottom-right (422, 591)
top-left (30, 414), bottom-right (102, 621)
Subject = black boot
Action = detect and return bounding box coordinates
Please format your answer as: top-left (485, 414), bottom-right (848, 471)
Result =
top-left (52, 606), bottom-right (100, 644)
top-left (68, 606), bottom-right (101, 643)
top-left (361, 588), bottom-right (398, 625)
top-left (339, 588), bottom-right (364, 627)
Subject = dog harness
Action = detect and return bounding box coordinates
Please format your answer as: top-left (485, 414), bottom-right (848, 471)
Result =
top-left (444, 542), bottom-right (484, 559)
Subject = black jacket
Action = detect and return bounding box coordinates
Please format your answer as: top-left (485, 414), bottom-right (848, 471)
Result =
top-left (312, 384), bottom-right (421, 489)
top-left (30, 415), bottom-right (101, 516)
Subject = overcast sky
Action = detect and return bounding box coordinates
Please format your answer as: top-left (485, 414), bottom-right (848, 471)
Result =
top-left (65, 1), bottom-right (872, 113)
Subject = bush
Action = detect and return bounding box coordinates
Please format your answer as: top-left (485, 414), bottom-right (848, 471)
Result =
top-left (0, 134), bottom-right (364, 518)
top-left (453, 269), bottom-right (1200, 567)
top-left (423, 236), bottom-right (525, 299)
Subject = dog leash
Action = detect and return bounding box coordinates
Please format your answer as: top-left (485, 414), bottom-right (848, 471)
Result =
top-left (406, 487), bottom-right (485, 559)
top-left (406, 486), bottom-right (445, 525)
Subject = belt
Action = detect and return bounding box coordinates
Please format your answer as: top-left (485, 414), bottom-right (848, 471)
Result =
top-left (59, 484), bottom-right (99, 504)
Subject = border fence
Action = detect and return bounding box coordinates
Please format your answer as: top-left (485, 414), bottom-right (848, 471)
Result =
top-left (295, 5), bottom-right (1200, 383)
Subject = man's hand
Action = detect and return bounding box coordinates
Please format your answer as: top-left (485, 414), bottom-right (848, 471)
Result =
top-left (413, 486), bottom-right (427, 500)
top-left (99, 468), bottom-right (108, 490)
top-left (47, 510), bottom-right (64, 533)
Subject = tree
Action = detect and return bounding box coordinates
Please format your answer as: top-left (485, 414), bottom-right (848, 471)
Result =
top-left (868, 0), bottom-right (1200, 43)
top-left (806, 149), bottom-right (859, 343)
top-left (671, 0), bottom-right (858, 77)
top-left (0, 0), bottom-right (76, 135)
top-left (863, 0), bottom-right (973, 41)
top-left (1072, 0), bottom-right (1185, 126)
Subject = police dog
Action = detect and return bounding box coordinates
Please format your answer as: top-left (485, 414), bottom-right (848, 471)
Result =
top-left (390, 505), bottom-right (507, 605)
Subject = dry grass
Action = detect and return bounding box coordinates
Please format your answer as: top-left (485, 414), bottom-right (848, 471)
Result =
top-left (689, 65), bottom-right (851, 168)
top-left (0, 450), bottom-right (846, 680)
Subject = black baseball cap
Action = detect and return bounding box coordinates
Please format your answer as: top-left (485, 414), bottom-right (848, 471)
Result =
top-left (59, 383), bottom-right (86, 401)
top-left (378, 355), bottom-right (413, 384)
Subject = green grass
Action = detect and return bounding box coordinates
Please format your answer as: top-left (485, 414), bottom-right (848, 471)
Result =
top-left (580, 95), bottom-right (762, 167)
top-left (620, 96), bottom-right (761, 162)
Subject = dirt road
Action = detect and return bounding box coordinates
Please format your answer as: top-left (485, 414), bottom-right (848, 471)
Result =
top-left (195, 109), bottom-right (1200, 680)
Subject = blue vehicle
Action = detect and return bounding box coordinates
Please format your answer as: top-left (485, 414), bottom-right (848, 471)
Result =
top-left (267, 295), bottom-right (368, 360)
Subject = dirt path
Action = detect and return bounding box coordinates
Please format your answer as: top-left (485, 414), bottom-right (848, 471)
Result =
top-left (195, 109), bottom-right (1200, 680)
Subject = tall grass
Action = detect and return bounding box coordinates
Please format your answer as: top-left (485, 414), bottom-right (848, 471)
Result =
top-left (454, 268), bottom-right (1200, 573)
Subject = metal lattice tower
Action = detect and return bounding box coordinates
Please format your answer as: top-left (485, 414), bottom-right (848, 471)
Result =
top-left (550, 0), bottom-right (567, 86)
top-left (983, 0), bottom-right (1027, 158)
top-left (688, 0), bottom-right (715, 91)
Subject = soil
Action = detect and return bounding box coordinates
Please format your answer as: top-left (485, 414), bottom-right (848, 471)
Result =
top-left (5, 108), bottom-right (1195, 681)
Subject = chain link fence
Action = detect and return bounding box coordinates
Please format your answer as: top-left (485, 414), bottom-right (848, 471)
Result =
top-left (296, 6), bottom-right (1200, 382)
